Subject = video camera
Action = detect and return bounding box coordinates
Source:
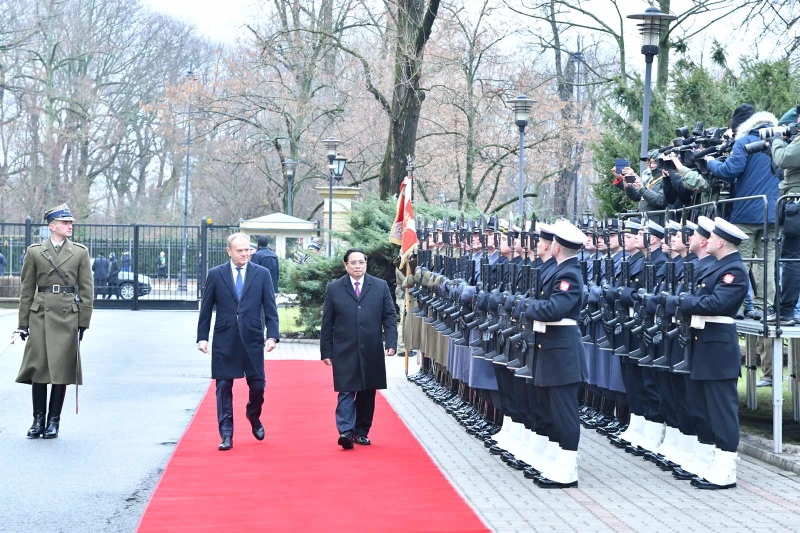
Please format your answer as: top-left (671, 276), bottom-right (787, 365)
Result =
top-left (743, 124), bottom-right (799, 155)
top-left (656, 124), bottom-right (732, 174)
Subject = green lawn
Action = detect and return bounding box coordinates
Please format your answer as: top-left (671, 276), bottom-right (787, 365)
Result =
top-left (737, 365), bottom-right (800, 444)
top-left (278, 306), bottom-right (301, 335)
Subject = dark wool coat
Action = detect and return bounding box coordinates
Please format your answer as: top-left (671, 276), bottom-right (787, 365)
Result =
top-left (197, 262), bottom-right (280, 380)
top-left (321, 274), bottom-right (398, 392)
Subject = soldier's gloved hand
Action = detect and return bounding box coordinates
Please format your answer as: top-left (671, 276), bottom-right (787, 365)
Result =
top-left (645, 296), bottom-right (658, 315)
top-left (665, 295), bottom-right (681, 315)
top-left (79, 327), bottom-right (86, 341)
top-left (588, 286), bottom-right (603, 304)
top-left (15, 327), bottom-right (29, 341)
top-left (620, 287), bottom-right (638, 308)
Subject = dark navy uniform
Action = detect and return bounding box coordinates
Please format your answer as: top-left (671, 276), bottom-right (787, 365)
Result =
top-left (679, 251), bottom-right (748, 452)
top-left (525, 256), bottom-right (586, 451)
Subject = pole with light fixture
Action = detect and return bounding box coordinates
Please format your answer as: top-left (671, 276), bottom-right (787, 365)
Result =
top-left (284, 158), bottom-right (297, 217)
top-left (627, 6), bottom-right (677, 175)
top-left (179, 66), bottom-right (197, 292)
top-left (509, 95), bottom-right (534, 217)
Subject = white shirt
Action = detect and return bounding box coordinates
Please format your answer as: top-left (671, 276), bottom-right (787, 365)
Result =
top-left (350, 275), bottom-right (365, 295)
top-left (231, 261), bottom-right (247, 285)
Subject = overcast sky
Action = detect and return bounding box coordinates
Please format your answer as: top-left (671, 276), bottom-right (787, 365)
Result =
top-left (140, 0), bottom-right (779, 72)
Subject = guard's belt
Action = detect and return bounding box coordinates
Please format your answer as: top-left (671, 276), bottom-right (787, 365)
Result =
top-left (38, 285), bottom-right (75, 294)
top-left (690, 315), bottom-right (734, 329)
top-left (533, 318), bottom-right (578, 332)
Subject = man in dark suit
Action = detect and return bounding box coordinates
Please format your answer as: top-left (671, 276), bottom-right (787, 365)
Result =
top-left (197, 233), bottom-right (280, 451)
top-left (321, 248), bottom-right (397, 450)
top-left (251, 235), bottom-right (279, 293)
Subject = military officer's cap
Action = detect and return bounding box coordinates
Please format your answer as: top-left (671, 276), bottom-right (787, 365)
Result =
top-left (498, 219), bottom-right (509, 233)
top-left (622, 219), bottom-right (640, 234)
top-left (684, 221), bottom-right (697, 236)
top-left (606, 218), bottom-right (620, 230)
top-left (646, 220), bottom-right (665, 239)
top-left (713, 217), bottom-right (748, 246)
top-left (536, 222), bottom-right (555, 241)
top-left (471, 218), bottom-right (481, 233)
top-left (696, 216), bottom-right (714, 239)
top-left (486, 215), bottom-right (498, 232)
top-left (44, 203), bottom-right (74, 223)
top-left (552, 220), bottom-right (587, 250)
top-left (666, 220), bottom-right (682, 235)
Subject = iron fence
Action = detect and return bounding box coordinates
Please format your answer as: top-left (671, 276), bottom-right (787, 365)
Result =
top-left (0, 219), bottom-right (254, 309)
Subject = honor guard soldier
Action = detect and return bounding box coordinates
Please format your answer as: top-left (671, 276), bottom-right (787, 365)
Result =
top-left (667, 217), bottom-right (748, 489)
top-left (523, 220), bottom-right (587, 488)
top-left (15, 204), bottom-right (94, 439)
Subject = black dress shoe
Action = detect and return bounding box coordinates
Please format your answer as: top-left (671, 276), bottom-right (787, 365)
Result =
top-left (536, 476), bottom-right (578, 489)
top-left (249, 418), bottom-right (265, 441)
top-left (508, 460), bottom-right (528, 471)
top-left (691, 477), bottom-right (736, 490)
top-left (643, 451), bottom-right (662, 463)
top-left (27, 414), bottom-right (46, 439)
top-left (338, 431), bottom-right (355, 450)
top-left (489, 445), bottom-right (505, 455)
top-left (625, 445), bottom-right (645, 456)
top-left (672, 467), bottom-right (695, 480)
top-left (218, 435), bottom-right (233, 451)
top-left (484, 439), bottom-right (496, 448)
top-left (523, 467), bottom-right (541, 479)
top-left (355, 435), bottom-right (371, 445)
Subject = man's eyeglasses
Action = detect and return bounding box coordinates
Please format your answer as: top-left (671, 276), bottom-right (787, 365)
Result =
top-left (347, 260), bottom-right (367, 266)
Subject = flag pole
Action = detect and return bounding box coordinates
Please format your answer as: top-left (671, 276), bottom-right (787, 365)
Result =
top-left (404, 260), bottom-right (412, 377)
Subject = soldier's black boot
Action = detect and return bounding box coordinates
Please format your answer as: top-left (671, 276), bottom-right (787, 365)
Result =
top-left (43, 384), bottom-right (67, 439)
top-left (27, 383), bottom-right (48, 438)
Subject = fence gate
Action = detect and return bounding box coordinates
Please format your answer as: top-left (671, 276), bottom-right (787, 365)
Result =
top-left (0, 219), bottom-right (245, 310)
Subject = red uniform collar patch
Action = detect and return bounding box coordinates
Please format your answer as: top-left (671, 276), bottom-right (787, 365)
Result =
top-left (559, 280), bottom-right (570, 291)
top-left (722, 274), bottom-right (734, 284)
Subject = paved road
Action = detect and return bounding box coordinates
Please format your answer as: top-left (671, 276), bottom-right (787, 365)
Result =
top-left (0, 310), bottom-right (209, 533)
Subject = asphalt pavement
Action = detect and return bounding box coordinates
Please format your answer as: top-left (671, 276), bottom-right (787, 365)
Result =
top-left (0, 309), bottom-right (210, 533)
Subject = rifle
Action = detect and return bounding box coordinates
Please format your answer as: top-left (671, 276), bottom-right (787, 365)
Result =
top-left (673, 208), bottom-right (694, 374)
top-left (651, 209), bottom-right (676, 368)
top-left (597, 218), bottom-right (616, 348)
top-left (630, 214), bottom-right (656, 361)
top-left (514, 211), bottom-right (540, 377)
top-left (613, 218), bottom-right (633, 357)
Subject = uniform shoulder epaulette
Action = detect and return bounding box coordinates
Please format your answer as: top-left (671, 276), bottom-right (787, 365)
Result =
top-left (27, 243), bottom-right (42, 250)
top-left (73, 242), bottom-right (88, 250)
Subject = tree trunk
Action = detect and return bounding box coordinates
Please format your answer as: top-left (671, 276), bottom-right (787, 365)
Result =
top-left (377, 0), bottom-right (439, 199)
top-left (656, 0), bottom-right (672, 92)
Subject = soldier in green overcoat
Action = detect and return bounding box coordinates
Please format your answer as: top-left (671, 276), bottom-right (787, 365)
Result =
top-left (15, 204), bottom-right (94, 439)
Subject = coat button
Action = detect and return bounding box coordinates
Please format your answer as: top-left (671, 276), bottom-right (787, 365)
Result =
top-left (695, 336), bottom-right (698, 340)
top-left (46, 308), bottom-right (50, 312)
top-left (358, 306), bottom-right (361, 309)
top-left (63, 309), bottom-right (66, 313)
top-left (538, 344), bottom-right (542, 349)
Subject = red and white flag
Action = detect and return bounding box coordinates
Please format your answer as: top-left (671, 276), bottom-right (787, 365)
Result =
top-left (389, 177), bottom-right (418, 267)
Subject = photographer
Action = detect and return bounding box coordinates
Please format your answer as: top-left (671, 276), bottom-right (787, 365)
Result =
top-left (661, 153), bottom-right (698, 208)
top-left (620, 150), bottom-right (667, 224)
top-left (770, 106), bottom-right (800, 327)
top-left (665, 153), bottom-right (711, 205)
top-left (705, 104), bottom-right (780, 322)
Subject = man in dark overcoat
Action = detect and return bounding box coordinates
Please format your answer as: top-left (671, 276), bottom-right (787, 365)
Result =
top-left (92, 252), bottom-right (109, 299)
top-left (321, 248), bottom-right (397, 449)
top-left (197, 233), bottom-right (280, 451)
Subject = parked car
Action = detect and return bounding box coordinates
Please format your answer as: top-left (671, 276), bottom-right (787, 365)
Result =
top-left (117, 272), bottom-right (152, 300)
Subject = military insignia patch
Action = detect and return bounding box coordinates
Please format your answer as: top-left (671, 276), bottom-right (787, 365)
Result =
top-left (722, 274), bottom-right (734, 284)
top-left (559, 281), bottom-right (570, 291)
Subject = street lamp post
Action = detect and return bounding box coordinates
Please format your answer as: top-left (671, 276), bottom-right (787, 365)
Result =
top-left (284, 158), bottom-right (297, 216)
top-left (508, 95), bottom-right (535, 218)
top-left (323, 137), bottom-right (341, 257)
top-left (179, 66), bottom-right (197, 292)
top-left (326, 154), bottom-right (347, 258)
top-left (627, 7), bottom-right (677, 175)
top-left (569, 45), bottom-right (585, 223)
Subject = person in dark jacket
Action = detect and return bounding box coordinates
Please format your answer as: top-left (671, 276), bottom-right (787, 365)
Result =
top-left (0, 252), bottom-right (7, 276)
top-left (321, 248), bottom-right (397, 450)
top-left (92, 252), bottom-right (109, 298)
top-left (251, 235), bottom-right (279, 293)
top-left (121, 250), bottom-right (131, 273)
top-left (107, 252), bottom-right (121, 299)
top-left (705, 104), bottom-right (780, 320)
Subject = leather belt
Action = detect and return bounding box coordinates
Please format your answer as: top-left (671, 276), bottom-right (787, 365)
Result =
top-left (533, 318), bottom-right (578, 332)
top-left (38, 285), bottom-right (75, 294)
top-left (690, 315), bottom-right (734, 329)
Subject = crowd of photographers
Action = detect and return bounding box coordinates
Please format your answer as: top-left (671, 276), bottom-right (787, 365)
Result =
top-left (612, 103), bottom-right (800, 388)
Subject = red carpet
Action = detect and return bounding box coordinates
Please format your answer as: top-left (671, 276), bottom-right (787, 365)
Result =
top-left (138, 361), bottom-right (488, 533)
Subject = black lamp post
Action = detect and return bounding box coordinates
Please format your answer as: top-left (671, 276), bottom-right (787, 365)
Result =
top-left (284, 158), bottom-right (297, 216)
top-left (508, 94), bottom-right (534, 217)
top-left (323, 136), bottom-right (346, 257)
top-left (627, 6), bottom-right (677, 174)
top-left (569, 47), bottom-right (585, 223)
top-left (179, 66), bottom-right (197, 292)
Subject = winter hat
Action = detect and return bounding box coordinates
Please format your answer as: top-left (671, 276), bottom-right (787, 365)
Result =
top-left (730, 104), bottom-right (755, 132)
top-left (778, 107), bottom-right (798, 126)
